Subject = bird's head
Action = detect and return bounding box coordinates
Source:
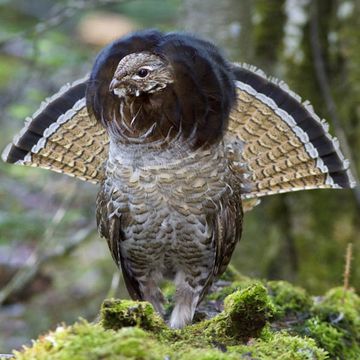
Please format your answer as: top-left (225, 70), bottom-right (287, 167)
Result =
top-left (109, 52), bottom-right (174, 98)
top-left (87, 30), bottom-right (236, 149)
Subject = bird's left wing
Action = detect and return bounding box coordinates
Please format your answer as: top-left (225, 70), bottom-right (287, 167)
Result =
top-left (1, 76), bottom-right (109, 184)
top-left (228, 63), bottom-right (356, 206)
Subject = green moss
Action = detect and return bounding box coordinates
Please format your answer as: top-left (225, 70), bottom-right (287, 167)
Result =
top-left (13, 321), bottom-right (170, 360)
top-left (205, 268), bottom-right (252, 302)
top-left (312, 287), bottom-right (359, 333)
top-left (205, 280), bottom-right (252, 301)
top-left (157, 283), bottom-right (275, 351)
top-left (11, 279), bottom-right (359, 360)
top-left (230, 332), bottom-right (328, 360)
top-left (101, 299), bottom-right (166, 332)
top-left (13, 323), bottom-right (328, 360)
top-left (267, 280), bottom-right (313, 318)
top-left (304, 287), bottom-right (360, 359)
top-left (178, 349), bottom-right (239, 360)
top-left (202, 283), bottom-right (275, 343)
top-left (305, 318), bottom-right (350, 359)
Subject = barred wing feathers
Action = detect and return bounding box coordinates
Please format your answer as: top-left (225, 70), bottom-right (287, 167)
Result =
top-left (1, 65), bottom-right (356, 201)
top-left (1, 77), bottom-right (109, 183)
top-left (229, 64), bottom-right (356, 201)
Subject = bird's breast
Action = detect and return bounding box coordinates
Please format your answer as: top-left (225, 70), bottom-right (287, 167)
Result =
top-left (101, 140), bottom-right (245, 277)
top-left (104, 143), bottom-right (237, 237)
top-left (107, 144), bottom-right (231, 206)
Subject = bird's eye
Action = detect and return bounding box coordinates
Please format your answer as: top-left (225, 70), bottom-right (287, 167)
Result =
top-left (137, 68), bottom-right (149, 78)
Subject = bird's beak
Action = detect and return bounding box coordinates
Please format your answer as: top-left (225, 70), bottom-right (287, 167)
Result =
top-left (109, 78), bottom-right (121, 92)
top-left (109, 77), bottom-right (127, 98)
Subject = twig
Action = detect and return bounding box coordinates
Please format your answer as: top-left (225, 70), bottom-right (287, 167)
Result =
top-left (309, 1), bottom-right (360, 208)
top-left (342, 243), bottom-right (353, 301)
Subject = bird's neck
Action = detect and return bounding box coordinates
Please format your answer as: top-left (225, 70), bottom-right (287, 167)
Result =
top-left (107, 91), bottom-right (178, 147)
top-left (107, 132), bottom-right (225, 171)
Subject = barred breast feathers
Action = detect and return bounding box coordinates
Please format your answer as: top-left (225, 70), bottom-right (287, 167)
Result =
top-left (106, 136), bottom-right (248, 198)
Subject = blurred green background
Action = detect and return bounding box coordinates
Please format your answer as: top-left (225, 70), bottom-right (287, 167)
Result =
top-left (0, 0), bottom-right (359, 353)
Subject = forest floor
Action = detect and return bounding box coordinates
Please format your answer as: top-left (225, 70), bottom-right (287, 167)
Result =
top-left (10, 266), bottom-right (359, 360)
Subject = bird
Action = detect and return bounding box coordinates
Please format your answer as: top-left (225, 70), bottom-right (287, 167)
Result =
top-left (2, 30), bottom-right (356, 329)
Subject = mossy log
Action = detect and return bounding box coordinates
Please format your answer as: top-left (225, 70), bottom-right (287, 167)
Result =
top-left (11, 267), bottom-right (359, 360)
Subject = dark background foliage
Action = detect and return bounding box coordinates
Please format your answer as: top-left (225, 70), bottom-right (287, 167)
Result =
top-left (0, 0), bottom-right (358, 353)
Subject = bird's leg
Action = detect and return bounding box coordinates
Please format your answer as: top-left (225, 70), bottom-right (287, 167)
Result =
top-left (169, 271), bottom-right (201, 329)
top-left (139, 271), bottom-right (165, 316)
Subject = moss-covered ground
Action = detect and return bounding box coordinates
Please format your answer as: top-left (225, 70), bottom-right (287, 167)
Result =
top-left (12, 267), bottom-right (359, 360)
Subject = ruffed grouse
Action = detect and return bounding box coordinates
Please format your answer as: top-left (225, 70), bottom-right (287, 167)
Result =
top-left (2, 30), bottom-right (355, 328)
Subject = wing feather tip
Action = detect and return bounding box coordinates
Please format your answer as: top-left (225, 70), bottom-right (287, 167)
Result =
top-left (346, 169), bottom-right (357, 189)
top-left (1, 143), bottom-right (12, 163)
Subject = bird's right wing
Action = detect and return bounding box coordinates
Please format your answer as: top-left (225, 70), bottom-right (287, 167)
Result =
top-left (2, 76), bottom-right (109, 184)
top-left (228, 63), bottom-right (356, 203)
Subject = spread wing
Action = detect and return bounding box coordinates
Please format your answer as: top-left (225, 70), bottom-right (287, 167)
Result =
top-left (228, 63), bottom-right (356, 204)
top-left (2, 64), bottom-right (355, 202)
top-left (1, 76), bottom-right (109, 184)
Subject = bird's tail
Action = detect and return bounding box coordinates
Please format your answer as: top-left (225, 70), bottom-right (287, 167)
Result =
top-left (2, 66), bottom-right (356, 204)
top-left (230, 64), bottom-right (356, 203)
top-left (1, 76), bottom-right (109, 183)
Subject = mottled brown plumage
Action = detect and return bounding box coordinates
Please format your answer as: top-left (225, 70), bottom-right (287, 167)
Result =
top-left (87, 32), bottom-right (246, 327)
top-left (2, 30), bottom-right (355, 328)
